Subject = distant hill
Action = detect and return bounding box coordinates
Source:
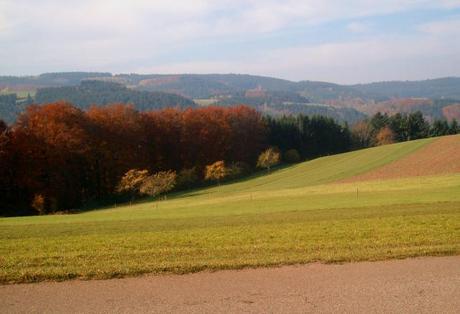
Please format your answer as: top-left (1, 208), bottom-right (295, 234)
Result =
top-left (0, 72), bottom-right (112, 89)
top-left (0, 94), bottom-right (26, 124)
top-left (2, 72), bottom-right (460, 101)
top-left (261, 103), bottom-right (366, 123)
top-left (35, 80), bottom-right (196, 111)
top-left (205, 90), bottom-right (366, 123)
top-left (0, 80), bottom-right (196, 124)
top-left (2, 72), bottom-right (460, 124)
top-left (351, 77), bottom-right (460, 100)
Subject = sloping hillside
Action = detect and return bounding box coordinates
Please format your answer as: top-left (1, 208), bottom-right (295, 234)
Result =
top-left (35, 80), bottom-right (196, 111)
top-left (1, 135), bottom-right (459, 283)
top-left (343, 135), bottom-right (460, 182)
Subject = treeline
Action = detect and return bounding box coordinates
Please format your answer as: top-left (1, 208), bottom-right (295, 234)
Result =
top-left (36, 80), bottom-right (196, 111)
top-left (351, 111), bottom-right (460, 147)
top-left (263, 104), bottom-right (366, 124)
top-left (0, 103), bottom-right (267, 215)
top-left (0, 72), bottom-right (112, 87)
top-left (265, 115), bottom-right (352, 159)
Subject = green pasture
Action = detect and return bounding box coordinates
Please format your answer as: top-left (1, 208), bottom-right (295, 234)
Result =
top-left (1, 136), bottom-right (459, 283)
top-left (194, 98), bottom-right (218, 106)
top-left (0, 88), bottom-right (36, 98)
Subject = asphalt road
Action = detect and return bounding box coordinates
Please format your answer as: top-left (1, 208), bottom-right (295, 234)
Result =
top-left (1, 256), bottom-right (459, 313)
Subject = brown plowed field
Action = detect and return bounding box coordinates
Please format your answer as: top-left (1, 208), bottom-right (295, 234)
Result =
top-left (342, 135), bottom-right (460, 183)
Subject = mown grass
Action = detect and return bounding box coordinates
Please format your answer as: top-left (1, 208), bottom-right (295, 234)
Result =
top-left (1, 137), bottom-right (459, 284)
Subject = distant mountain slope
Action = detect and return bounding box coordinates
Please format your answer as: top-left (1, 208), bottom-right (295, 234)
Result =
top-left (442, 103), bottom-right (460, 121)
top-left (0, 72), bottom-right (112, 89)
top-left (351, 77), bottom-right (460, 100)
top-left (294, 81), bottom-right (364, 102)
top-left (0, 94), bottom-right (25, 124)
top-left (2, 73), bottom-right (460, 101)
top-left (2, 72), bottom-right (460, 124)
top-left (110, 73), bottom-right (296, 98)
top-left (261, 103), bottom-right (366, 123)
top-left (0, 81), bottom-right (196, 124)
top-left (35, 80), bottom-right (196, 111)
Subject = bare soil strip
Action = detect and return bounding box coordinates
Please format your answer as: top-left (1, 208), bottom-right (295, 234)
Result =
top-left (1, 256), bottom-right (459, 313)
top-left (342, 135), bottom-right (460, 183)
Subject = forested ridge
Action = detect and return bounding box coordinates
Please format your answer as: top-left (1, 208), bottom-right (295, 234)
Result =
top-left (5, 72), bottom-right (452, 101)
top-left (0, 80), bottom-right (196, 124)
top-left (2, 73), bottom-right (460, 124)
top-left (35, 80), bottom-right (196, 110)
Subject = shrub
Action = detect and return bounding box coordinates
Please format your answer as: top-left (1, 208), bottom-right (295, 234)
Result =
top-left (257, 147), bottom-right (280, 172)
top-left (139, 170), bottom-right (177, 197)
top-left (227, 162), bottom-right (251, 179)
top-left (116, 169), bottom-right (149, 195)
top-left (351, 121), bottom-right (373, 148)
top-left (176, 167), bottom-right (199, 189)
top-left (204, 161), bottom-right (228, 184)
top-left (31, 194), bottom-right (46, 215)
top-left (284, 149), bottom-right (301, 163)
top-left (376, 126), bottom-right (396, 146)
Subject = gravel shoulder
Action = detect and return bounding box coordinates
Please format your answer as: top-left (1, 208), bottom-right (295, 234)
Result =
top-left (1, 256), bottom-right (459, 313)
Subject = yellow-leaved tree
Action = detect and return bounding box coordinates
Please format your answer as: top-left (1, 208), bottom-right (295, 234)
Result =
top-left (204, 161), bottom-right (228, 185)
top-left (257, 147), bottom-right (280, 172)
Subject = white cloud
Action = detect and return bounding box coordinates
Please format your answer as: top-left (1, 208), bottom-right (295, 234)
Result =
top-left (3, 0), bottom-right (460, 42)
top-left (418, 17), bottom-right (460, 35)
top-left (141, 32), bottom-right (460, 84)
top-left (347, 22), bottom-right (371, 33)
top-left (1, 0), bottom-right (460, 81)
top-left (438, 0), bottom-right (460, 8)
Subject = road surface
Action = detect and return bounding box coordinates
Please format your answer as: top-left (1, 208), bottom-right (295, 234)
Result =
top-left (1, 256), bottom-right (459, 313)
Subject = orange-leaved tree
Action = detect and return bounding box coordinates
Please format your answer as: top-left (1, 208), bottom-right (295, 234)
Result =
top-left (376, 126), bottom-right (396, 146)
top-left (204, 160), bottom-right (228, 185)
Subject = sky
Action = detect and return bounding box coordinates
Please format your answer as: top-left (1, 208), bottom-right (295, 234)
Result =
top-left (1, 0), bottom-right (460, 84)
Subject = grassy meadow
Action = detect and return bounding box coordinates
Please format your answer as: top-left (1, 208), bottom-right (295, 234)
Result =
top-left (1, 137), bottom-right (459, 283)
top-left (0, 88), bottom-right (36, 98)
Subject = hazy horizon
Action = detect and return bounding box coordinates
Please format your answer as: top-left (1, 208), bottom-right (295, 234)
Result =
top-left (3, 71), bottom-right (460, 86)
top-left (1, 0), bottom-right (460, 84)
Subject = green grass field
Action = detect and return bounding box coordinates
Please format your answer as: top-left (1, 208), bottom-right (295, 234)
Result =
top-left (0, 88), bottom-right (36, 98)
top-left (194, 98), bottom-right (219, 106)
top-left (1, 137), bottom-right (459, 283)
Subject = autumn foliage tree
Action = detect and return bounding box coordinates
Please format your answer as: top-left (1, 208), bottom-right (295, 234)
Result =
top-left (284, 149), bottom-right (301, 163)
top-left (12, 102), bottom-right (93, 213)
top-left (375, 126), bottom-right (395, 146)
top-left (87, 104), bottom-right (151, 198)
top-left (0, 120), bottom-right (16, 214)
top-left (1, 103), bottom-right (267, 215)
top-left (139, 171), bottom-right (177, 197)
top-left (176, 167), bottom-right (198, 189)
top-left (257, 147), bottom-right (281, 172)
top-left (116, 169), bottom-right (150, 198)
top-left (204, 161), bottom-right (228, 184)
top-left (351, 121), bottom-right (373, 148)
